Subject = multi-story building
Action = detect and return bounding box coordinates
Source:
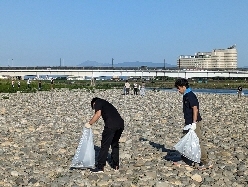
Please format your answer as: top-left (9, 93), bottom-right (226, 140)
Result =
top-left (177, 45), bottom-right (237, 69)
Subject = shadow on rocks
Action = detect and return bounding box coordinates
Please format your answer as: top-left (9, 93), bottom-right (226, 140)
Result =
top-left (139, 137), bottom-right (182, 162)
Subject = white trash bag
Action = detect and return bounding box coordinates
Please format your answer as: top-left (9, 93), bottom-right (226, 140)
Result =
top-left (174, 129), bottom-right (201, 163)
top-left (71, 127), bottom-right (95, 168)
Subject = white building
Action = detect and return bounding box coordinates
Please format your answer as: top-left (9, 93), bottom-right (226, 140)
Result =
top-left (177, 45), bottom-right (237, 69)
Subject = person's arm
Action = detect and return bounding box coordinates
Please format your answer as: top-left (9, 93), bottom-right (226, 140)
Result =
top-left (192, 106), bottom-right (198, 123)
top-left (89, 110), bottom-right (101, 125)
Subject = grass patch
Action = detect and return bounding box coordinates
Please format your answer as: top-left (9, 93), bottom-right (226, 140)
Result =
top-left (0, 78), bottom-right (247, 93)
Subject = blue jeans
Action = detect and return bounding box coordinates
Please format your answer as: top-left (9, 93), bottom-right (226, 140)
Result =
top-left (140, 88), bottom-right (145, 96)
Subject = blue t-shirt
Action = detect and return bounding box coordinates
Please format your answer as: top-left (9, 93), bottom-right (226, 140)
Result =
top-left (183, 90), bottom-right (202, 125)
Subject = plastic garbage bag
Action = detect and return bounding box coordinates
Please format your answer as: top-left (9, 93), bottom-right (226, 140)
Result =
top-left (174, 129), bottom-right (201, 163)
top-left (71, 127), bottom-right (95, 168)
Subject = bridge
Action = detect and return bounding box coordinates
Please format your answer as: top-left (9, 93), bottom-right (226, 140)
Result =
top-left (1, 68), bottom-right (248, 79)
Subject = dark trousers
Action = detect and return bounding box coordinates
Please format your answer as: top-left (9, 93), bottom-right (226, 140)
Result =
top-left (125, 88), bottom-right (130, 94)
top-left (97, 127), bottom-right (123, 168)
top-left (134, 88), bottom-right (138, 95)
top-left (238, 91), bottom-right (242, 98)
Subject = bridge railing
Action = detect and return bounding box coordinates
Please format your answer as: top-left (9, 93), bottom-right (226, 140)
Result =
top-left (1, 66), bottom-right (247, 71)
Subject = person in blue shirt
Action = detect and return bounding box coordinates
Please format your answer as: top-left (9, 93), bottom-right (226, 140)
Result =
top-left (174, 78), bottom-right (212, 170)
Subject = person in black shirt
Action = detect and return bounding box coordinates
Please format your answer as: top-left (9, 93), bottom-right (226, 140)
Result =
top-left (174, 78), bottom-right (212, 170)
top-left (38, 81), bottom-right (42, 90)
top-left (50, 78), bottom-right (54, 89)
top-left (133, 81), bottom-right (138, 95)
top-left (17, 81), bottom-right (20, 89)
top-left (85, 97), bottom-right (124, 173)
top-left (238, 86), bottom-right (242, 98)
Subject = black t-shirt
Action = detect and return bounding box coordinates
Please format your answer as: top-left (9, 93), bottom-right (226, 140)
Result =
top-left (94, 99), bottom-right (124, 129)
top-left (183, 91), bottom-right (202, 125)
top-left (238, 86), bottom-right (242, 92)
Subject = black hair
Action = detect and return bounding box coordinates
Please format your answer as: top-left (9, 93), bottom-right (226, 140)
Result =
top-left (91, 97), bottom-right (100, 109)
top-left (174, 78), bottom-right (189, 88)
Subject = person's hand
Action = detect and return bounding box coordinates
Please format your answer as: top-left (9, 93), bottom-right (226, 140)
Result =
top-left (191, 123), bottom-right (196, 130)
top-left (84, 122), bottom-right (91, 128)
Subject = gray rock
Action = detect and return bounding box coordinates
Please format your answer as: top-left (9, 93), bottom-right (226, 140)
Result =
top-left (28, 178), bottom-right (38, 184)
top-left (1, 90), bottom-right (248, 186)
top-left (15, 177), bottom-right (24, 185)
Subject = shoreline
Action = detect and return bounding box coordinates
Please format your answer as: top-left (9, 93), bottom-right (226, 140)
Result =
top-left (2, 87), bottom-right (247, 97)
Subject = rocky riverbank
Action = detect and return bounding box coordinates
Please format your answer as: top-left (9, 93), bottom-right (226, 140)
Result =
top-left (0, 89), bottom-right (247, 186)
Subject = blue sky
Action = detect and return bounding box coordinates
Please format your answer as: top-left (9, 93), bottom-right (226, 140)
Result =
top-left (1, 0), bottom-right (247, 67)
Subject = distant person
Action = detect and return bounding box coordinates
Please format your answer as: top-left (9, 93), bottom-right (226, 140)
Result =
top-left (140, 82), bottom-right (146, 96)
top-left (51, 78), bottom-right (54, 89)
top-left (17, 81), bottom-right (20, 89)
top-left (27, 78), bottom-right (31, 88)
top-left (124, 80), bottom-right (130, 95)
top-left (174, 78), bottom-right (212, 170)
top-left (85, 97), bottom-right (124, 173)
top-left (38, 81), bottom-right (42, 90)
top-left (133, 81), bottom-right (138, 95)
top-left (91, 77), bottom-right (96, 86)
top-left (238, 86), bottom-right (242, 98)
top-left (11, 80), bottom-right (15, 88)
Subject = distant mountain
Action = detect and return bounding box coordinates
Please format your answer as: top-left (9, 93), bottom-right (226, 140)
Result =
top-left (77, 60), bottom-right (107, 67)
top-left (77, 60), bottom-right (176, 67)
